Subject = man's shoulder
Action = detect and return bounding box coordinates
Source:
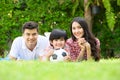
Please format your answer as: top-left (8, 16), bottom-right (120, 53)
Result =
top-left (14, 36), bottom-right (23, 41)
top-left (38, 35), bottom-right (49, 43)
top-left (37, 35), bottom-right (50, 47)
top-left (13, 36), bottom-right (23, 43)
top-left (38, 35), bottom-right (48, 40)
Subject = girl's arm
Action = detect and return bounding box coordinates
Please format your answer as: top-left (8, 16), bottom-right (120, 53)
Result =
top-left (63, 45), bottom-right (71, 62)
top-left (41, 49), bottom-right (54, 61)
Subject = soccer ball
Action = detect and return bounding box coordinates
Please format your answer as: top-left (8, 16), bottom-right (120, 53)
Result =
top-left (50, 48), bottom-right (68, 62)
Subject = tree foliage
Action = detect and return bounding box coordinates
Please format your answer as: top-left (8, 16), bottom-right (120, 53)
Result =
top-left (0, 0), bottom-right (120, 58)
top-left (102, 0), bottom-right (115, 31)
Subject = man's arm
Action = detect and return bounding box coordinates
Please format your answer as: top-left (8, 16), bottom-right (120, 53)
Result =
top-left (8, 37), bottom-right (21, 60)
top-left (9, 55), bottom-right (17, 60)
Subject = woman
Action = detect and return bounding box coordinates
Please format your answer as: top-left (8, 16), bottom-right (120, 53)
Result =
top-left (66, 17), bottom-right (100, 62)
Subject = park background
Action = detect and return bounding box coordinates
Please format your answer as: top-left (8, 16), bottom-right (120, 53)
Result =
top-left (0, 0), bottom-right (120, 80)
top-left (0, 0), bottom-right (120, 59)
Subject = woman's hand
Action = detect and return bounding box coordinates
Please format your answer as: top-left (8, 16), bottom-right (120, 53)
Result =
top-left (78, 38), bottom-right (86, 54)
top-left (77, 38), bottom-right (92, 61)
top-left (78, 38), bottom-right (86, 45)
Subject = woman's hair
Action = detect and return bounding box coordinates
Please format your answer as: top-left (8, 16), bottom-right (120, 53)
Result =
top-left (49, 29), bottom-right (68, 41)
top-left (70, 17), bottom-right (100, 61)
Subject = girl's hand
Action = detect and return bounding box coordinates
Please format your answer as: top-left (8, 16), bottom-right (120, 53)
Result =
top-left (42, 49), bottom-right (54, 61)
top-left (46, 49), bottom-right (54, 58)
top-left (64, 55), bottom-right (71, 62)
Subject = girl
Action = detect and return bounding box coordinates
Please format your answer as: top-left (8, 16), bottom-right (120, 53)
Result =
top-left (66, 17), bottom-right (100, 62)
top-left (42, 29), bottom-right (70, 62)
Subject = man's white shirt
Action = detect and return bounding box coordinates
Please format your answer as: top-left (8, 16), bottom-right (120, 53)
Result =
top-left (9, 35), bottom-right (49, 60)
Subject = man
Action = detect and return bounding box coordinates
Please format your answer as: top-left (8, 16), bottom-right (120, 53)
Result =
top-left (9, 21), bottom-right (50, 60)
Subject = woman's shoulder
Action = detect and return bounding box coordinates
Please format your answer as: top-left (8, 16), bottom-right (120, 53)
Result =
top-left (66, 38), bottom-right (77, 47)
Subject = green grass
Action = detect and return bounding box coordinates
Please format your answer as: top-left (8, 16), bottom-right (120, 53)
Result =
top-left (0, 59), bottom-right (120, 80)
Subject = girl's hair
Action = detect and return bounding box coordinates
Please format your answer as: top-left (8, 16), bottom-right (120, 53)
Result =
top-left (49, 29), bottom-right (68, 41)
top-left (70, 17), bottom-right (100, 61)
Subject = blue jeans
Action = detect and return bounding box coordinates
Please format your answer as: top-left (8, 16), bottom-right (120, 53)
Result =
top-left (0, 56), bottom-right (10, 61)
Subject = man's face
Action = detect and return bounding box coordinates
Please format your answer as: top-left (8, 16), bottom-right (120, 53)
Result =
top-left (23, 29), bottom-right (38, 49)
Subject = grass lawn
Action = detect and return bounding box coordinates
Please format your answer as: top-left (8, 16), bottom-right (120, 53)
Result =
top-left (0, 59), bottom-right (120, 80)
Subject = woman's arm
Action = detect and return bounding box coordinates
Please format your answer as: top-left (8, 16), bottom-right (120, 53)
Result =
top-left (76, 42), bottom-right (92, 61)
top-left (76, 44), bottom-right (85, 61)
top-left (76, 38), bottom-right (86, 61)
top-left (84, 42), bottom-right (92, 60)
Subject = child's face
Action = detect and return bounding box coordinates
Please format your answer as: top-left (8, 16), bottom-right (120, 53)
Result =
top-left (72, 21), bottom-right (84, 40)
top-left (50, 37), bottom-right (66, 49)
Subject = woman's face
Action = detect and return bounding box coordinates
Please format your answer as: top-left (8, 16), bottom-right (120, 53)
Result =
top-left (72, 21), bottom-right (84, 39)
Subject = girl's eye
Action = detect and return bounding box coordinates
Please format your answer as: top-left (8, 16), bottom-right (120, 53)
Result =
top-left (60, 38), bottom-right (64, 41)
top-left (54, 39), bottom-right (58, 41)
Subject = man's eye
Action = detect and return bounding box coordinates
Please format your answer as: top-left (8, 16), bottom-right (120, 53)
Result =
top-left (26, 33), bottom-right (30, 36)
top-left (32, 33), bottom-right (37, 36)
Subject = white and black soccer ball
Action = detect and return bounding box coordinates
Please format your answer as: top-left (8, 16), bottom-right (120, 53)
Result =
top-left (50, 48), bottom-right (68, 62)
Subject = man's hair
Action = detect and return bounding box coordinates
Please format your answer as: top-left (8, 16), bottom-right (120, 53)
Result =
top-left (22, 21), bottom-right (39, 33)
